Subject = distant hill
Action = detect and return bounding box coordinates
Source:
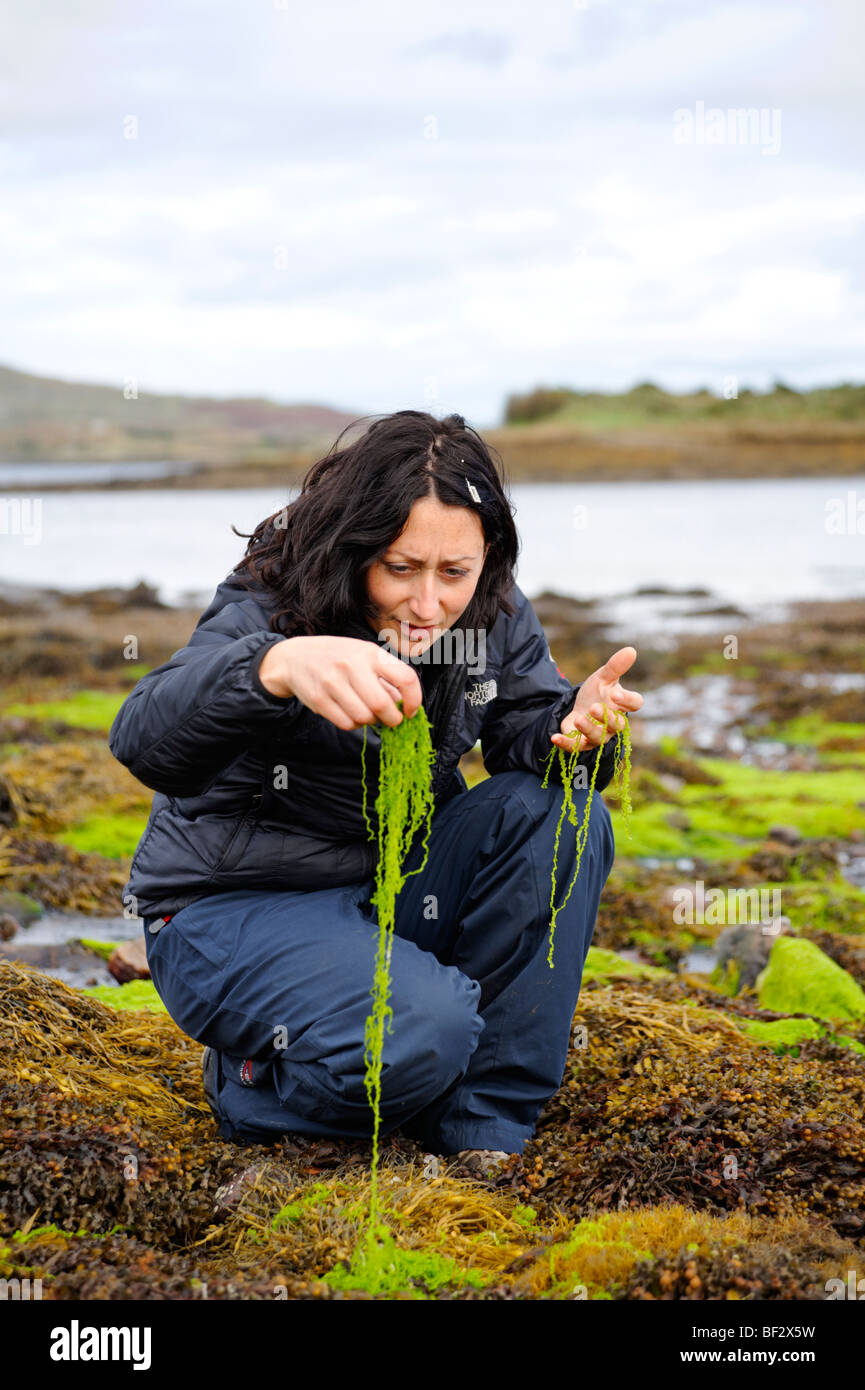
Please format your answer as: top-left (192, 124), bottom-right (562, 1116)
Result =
top-left (503, 379), bottom-right (865, 428)
top-left (488, 379), bottom-right (865, 480)
top-left (4, 362), bottom-right (865, 483)
top-left (0, 363), bottom-right (362, 464)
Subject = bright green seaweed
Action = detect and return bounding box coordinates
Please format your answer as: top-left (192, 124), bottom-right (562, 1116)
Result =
top-left (541, 704), bottom-right (632, 966)
top-left (352, 694), bottom-right (633, 1282)
top-left (358, 701), bottom-right (436, 1257)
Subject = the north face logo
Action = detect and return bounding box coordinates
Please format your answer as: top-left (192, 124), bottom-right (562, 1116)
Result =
top-left (465, 678), bottom-right (497, 707)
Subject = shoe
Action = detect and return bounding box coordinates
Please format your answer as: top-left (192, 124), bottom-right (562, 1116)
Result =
top-left (212, 1160), bottom-right (269, 1217)
top-left (453, 1149), bottom-right (512, 1180)
top-left (201, 1045), bottom-right (221, 1119)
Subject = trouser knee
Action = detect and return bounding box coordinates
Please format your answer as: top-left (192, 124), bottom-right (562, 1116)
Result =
top-left (385, 971), bottom-right (483, 1110)
top-left (492, 768), bottom-right (616, 876)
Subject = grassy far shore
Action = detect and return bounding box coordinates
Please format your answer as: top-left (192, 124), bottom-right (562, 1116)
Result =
top-left (1, 582), bottom-right (864, 1299)
top-left (4, 378), bottom-right (865, 486)
top-left (486, 381), bottom-right (865, 482)
top-left (505, 380), bottom-right (865, 429)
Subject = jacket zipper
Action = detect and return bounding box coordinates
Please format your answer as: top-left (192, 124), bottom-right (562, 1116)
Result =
top-left (207, 792), bottom-right (263, 881)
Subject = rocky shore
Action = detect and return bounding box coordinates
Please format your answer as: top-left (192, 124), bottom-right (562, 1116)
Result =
top-left (1, 578), bottom-right (863, 1299)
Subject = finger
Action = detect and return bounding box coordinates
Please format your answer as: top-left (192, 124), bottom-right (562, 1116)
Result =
top-left (552, 727), bottom-right (600, 753)
top-left (552, 731), bottom-right (590, 752)
top-left (575, 706), bottom-right (612, 734)
top-left (347, 666), bottom-right (407, 727)
top-left (557, 708), bottom-right (607, 749)
top-left (595, 646), bottom-right (638, 684)
top-left (610, 687), bottom-right (643, 713)
top-left (317, 689), bottom-right (377, 732)
top-left (375, 652), bottom-right (423, 719)
top-left (588, 702), bottom-right (629, 734)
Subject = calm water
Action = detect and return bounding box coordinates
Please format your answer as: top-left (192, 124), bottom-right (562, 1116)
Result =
top-left (0, 459), bottom-right (200, 486)
top-left (1, 476), bottom-right (864, 631)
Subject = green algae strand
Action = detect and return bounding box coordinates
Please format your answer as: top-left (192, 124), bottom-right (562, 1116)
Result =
top-left (541, 703), bottom-right (633, 967)
top-left (358, 701), bottom-right (436, 1243)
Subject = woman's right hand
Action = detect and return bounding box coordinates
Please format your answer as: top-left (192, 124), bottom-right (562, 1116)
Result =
top-left (257, 635), bottom-right (423, 730)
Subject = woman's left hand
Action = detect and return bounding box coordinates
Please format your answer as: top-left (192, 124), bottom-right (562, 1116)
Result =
top-left (551, 646), bottom-right (643, 754)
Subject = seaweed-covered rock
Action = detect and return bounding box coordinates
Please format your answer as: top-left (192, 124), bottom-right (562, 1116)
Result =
top-left (3, 957), bottom-right (865, 1299)
top-left (713, 922), bottom-right (779, 993)
top-left (510, 980), bottom-right (865, 1240)
top-left (757, 937), bottom-right (865, 1023)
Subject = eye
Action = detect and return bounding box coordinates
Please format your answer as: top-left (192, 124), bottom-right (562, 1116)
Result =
top-left (384, 563), bottom-right (468, 578)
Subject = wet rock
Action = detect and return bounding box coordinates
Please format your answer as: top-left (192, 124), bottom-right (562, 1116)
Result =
top-left (714, 922), bottom-right (784, 992)
top-left (768, 825), bottom-right (802, 847)
top-left (0, 776), bottom-right (15, 827)
top-left (691, 604), bottom-right (748, 619)
top-left (659, 882), bottom-right (701, 913)
top-left (107, 936), bottom-right (150, 983)
top-left (0, 914), bottom-right (19, 941)
top-left (213, 1162), bottom-right (270, 1218)
top-left (0, 938), bottom-right (114, 990)
top-left (745, 842), bottom-right (839, 881)
top-left (0, 580), bottom-right (65, 614)
top-left (0, 832), bottom-right (126, 913)
top-left (450, 1150), bottom-right (518, 1185)
top-left (58, 580), bottom-right (167, 612)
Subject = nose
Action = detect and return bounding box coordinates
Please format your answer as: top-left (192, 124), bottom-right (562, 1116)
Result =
top-left (408, 572), bottom-right (441, 623)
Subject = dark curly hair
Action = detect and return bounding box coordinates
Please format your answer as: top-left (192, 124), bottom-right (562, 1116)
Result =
top-left (230, 409), bottom-right (520, 639)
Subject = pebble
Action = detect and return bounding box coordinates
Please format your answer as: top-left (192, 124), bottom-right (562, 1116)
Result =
top-left (0, 914), bottom-right (19, 941)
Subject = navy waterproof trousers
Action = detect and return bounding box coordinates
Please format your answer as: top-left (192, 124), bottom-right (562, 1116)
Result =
top-left (142, 768), bottom-right (615, 1155)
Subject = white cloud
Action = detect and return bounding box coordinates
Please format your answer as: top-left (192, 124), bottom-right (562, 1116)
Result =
top-left (0, 0), bottom-right (861, 424)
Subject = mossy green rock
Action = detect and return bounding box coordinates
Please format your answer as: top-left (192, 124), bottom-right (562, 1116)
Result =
top-left (756, 936), bottom-right (865, 1023)
top-left (582, 947), bottom-right (670, 983)
top-left (82, 980), bottom-right (166, 1013)
top-left (78, 938), bottom-right (119, 961)
top-left (737, 1015), bottom-right (865, 1057)
top-left (737, 1017), bottom-right (824, 1053)
top-left (710, 958), bottom-right (741, 997)
top-left (0, 891), bottom-right (42, 927)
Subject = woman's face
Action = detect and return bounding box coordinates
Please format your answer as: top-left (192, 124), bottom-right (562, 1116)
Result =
top-left (366, 494), bottom-right (488, 660)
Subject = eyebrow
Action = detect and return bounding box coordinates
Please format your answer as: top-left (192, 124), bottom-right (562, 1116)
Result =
top-left (387, 550), bottom-right (480, 565)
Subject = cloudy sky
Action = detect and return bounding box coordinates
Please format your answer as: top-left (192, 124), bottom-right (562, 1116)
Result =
top-left (2, 0), bottom-right (863, 425)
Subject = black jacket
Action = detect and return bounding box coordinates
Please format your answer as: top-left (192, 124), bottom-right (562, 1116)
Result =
top-left (108, 572), bottom-right (620, 919)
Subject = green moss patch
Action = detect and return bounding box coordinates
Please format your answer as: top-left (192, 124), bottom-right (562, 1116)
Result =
top-left (324, 1231), bottom-right (490, 1298)
top-left (77, 939), bottom-right (119, 961)
top-left (783, 880), bottom-right (865, 937)
top-left (82, 980), bottom-right (166, 1013)
top-left (56, 813), bottom-right (147, 860)
top-left (756, 936), bottom-right (865, 1023)
top-left (582, 947), bottom-right (671, 983)
top-left (736, 1016), bottom-right (865, 1057)
top-left (611, 758), bottom-right (865, 860)
top-left (1, 690), bottom-right (125, 734)
top-left (765, 717), bottom-right (865, 750)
